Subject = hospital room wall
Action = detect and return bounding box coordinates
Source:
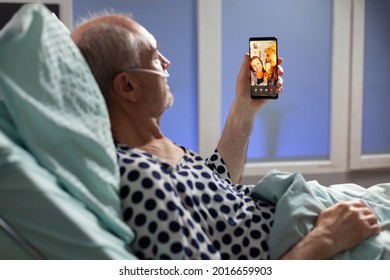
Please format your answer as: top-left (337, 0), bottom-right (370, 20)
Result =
top-left (72, 0), bottom-right (390, 187)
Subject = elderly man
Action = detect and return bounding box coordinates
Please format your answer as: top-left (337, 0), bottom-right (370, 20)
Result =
top-left (72, 13), bottom-right (379, 260)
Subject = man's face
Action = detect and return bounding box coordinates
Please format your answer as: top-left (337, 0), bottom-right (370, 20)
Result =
top-left (135, 26), bottom-right (173, 114)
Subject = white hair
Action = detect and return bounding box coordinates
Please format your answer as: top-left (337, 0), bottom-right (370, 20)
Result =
top-left (73, 11), bottom-right (143, 96)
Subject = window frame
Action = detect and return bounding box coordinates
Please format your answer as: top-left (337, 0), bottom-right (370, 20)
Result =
top-left (349, 0), bottom-right (390, 170)
top-left (198, 0), bottom-right (358, 176)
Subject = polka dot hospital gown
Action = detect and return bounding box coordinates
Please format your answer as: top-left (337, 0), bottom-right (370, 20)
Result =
top-left (117, 144), bottom-right (276, 260)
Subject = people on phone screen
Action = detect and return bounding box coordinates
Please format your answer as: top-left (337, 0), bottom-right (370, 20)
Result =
top-left (250, 56), bottom-right (268, 85)
top-left (265, 42), bottom-right (277, 86)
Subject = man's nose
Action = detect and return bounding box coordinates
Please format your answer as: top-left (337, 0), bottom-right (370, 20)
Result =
top-left (160, 53), bottom-right (170, 69)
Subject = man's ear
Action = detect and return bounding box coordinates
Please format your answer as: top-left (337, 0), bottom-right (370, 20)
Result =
top-left (112, 72), bottom-right (138, 102)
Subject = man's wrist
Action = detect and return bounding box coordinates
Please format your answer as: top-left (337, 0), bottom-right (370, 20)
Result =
top-left (281, 229), bottom-right (336, 260)
top-left (227, 99), bottom-right (257, 133)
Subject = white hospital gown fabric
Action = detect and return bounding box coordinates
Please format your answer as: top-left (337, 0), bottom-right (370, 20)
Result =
top-left (117, 144), bottom-right (275, 259)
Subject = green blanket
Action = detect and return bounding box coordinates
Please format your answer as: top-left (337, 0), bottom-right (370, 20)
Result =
top-left (252, 170), bottom-right (390, 259)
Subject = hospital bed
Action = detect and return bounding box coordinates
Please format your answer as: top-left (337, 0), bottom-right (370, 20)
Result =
top-left (0, 3), bottom-right (136, 259)
top-left (1, 3), bottom-right (390, 260)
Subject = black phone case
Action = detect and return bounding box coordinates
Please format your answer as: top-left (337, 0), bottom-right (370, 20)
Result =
top-left (249, 37), bottom-right (278, 99)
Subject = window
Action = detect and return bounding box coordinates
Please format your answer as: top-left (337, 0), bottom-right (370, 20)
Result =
top-left (349, 0), bottom-right (390, 170)
top-left (199, 0), bottom-right (355, 176)
top-left (0, 0), bottom-right (72, 29)
top-left (56, 0), bottom-right (390, 176)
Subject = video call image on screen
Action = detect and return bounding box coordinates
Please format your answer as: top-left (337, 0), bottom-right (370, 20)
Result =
top-left (249, 39), bottom-right (278, 98)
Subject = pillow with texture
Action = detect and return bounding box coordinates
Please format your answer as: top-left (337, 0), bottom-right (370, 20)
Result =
top-left (0, 130), bottom-right (136, 259)
top-left (0, 3), bottom-right (134, 249)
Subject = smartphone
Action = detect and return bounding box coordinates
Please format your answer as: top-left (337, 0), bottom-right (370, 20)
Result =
top-left (249, 37), bottom-right (278, 99)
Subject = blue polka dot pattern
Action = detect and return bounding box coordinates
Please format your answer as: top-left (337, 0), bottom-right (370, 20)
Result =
top-left (117, 145), bottom-right (275, 259)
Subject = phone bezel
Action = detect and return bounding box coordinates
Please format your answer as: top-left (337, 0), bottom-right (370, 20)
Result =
top-left (249, 36), bottom-right (278, 99)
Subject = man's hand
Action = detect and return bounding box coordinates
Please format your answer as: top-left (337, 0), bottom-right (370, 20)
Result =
top-left (312, 200), bottom-right (380, 258)
top-left (235, 53), bottom-right (284, 113)
top-left (281, 200), bottom-right (380, 259)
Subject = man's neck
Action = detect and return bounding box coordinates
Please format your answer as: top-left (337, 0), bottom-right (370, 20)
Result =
top-left (114, 121), bottom-right (184, 166)
top-left (113, 121), bottom-right (163, 147)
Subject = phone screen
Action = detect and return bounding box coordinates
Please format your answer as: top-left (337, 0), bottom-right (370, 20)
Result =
top-left (249, 37), bottom-right (278, 99)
